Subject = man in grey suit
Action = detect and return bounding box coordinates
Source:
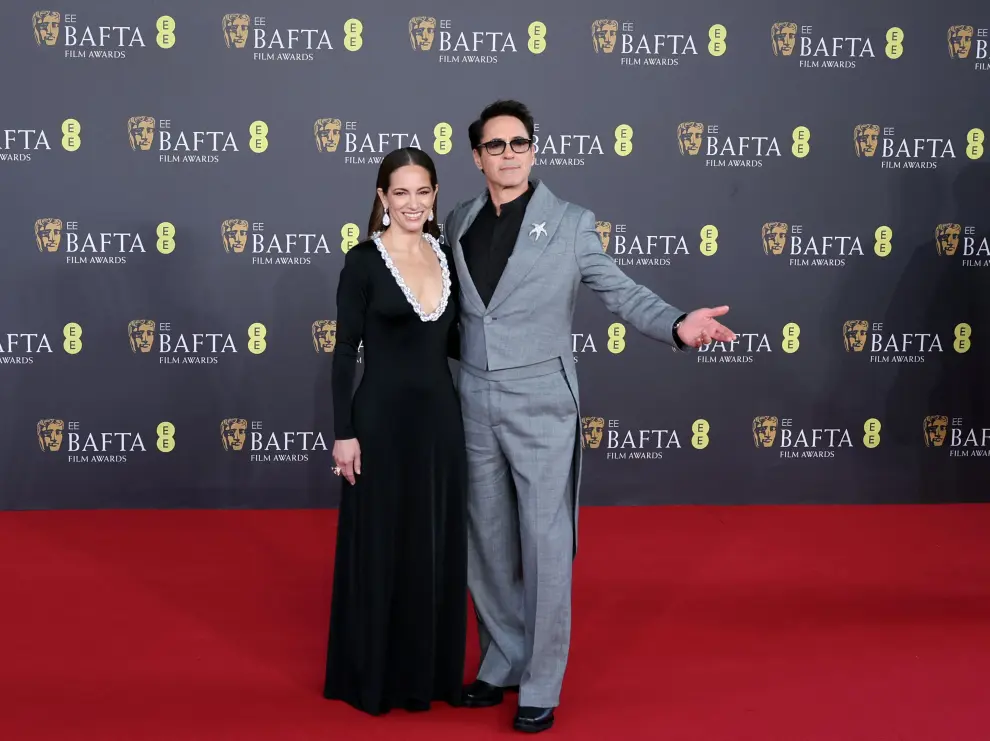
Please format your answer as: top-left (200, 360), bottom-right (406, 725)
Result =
top-left (444, 100), bottom-right (735, 733)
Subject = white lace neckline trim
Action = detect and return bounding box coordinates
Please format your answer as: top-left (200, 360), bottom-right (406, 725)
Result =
top-left (372, 232), bottom-right (450, 322)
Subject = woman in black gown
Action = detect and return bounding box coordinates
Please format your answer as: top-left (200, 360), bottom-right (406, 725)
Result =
top-left (323, 147), bottom-right (467, 715)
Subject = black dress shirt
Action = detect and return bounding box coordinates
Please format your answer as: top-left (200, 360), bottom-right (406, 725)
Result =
top-left (461, 182), bottom-right (535, 307)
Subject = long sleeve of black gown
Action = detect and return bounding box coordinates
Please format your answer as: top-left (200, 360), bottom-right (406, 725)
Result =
top-left (331, 249), bottom-right (367, 440)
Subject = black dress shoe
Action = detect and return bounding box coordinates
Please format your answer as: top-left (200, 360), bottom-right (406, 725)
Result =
top-left (462, 680), bottom-right (518, 708)
top-left (513, 706), bottom-right (554, 733)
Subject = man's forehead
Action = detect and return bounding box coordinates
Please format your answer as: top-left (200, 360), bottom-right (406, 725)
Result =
top-left (483, 116), bottom-right (527, 139)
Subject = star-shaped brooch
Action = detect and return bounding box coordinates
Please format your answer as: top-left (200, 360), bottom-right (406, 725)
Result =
top-left (529, 221), bottom-right (548, 240)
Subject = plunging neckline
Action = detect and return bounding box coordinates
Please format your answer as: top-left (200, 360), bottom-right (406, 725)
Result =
top-left (372, 233), bottom-right (450, 322)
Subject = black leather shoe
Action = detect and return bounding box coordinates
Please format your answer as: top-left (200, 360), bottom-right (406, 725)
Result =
top-left (513, 706), bottom-right (554, 733)
top-left (462, 680), bottom-right (518, 708)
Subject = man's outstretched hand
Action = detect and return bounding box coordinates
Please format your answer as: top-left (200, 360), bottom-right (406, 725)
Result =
top-left (676, 306), bottom-right (737, 348)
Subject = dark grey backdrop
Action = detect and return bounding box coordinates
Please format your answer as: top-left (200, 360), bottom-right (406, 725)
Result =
top-left (2, 0), bottom-right (988, 509)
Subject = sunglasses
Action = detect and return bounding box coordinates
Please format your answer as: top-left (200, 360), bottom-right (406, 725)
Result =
top-left (477, 137), bottom-right (533, 155)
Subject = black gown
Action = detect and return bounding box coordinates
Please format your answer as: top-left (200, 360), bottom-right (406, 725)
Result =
top-left (323, 234), bottom-right (467, 715)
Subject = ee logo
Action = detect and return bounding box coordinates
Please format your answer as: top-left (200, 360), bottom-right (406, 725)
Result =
top-left (63, 323), bottom-right (82, 354)
top-left (966, 129), bottom-right (985, 161)
top-left (707, 25), bottom-right (726, 56)
top-left (157, 421), bottom-right (176, 453)
top-left (156, 16), bottom-right (176, 49)
top-left (863, 418), bottom-right (881, 448)
top-left (248, 323), bottom-right (267, 354)
top-left (249, 121), bottom-right (269, 154)
top-left (692, 419), bottom-right (710, 449)
top-left (953, 323), bottom-right (972, 353)
top-left (434, 122), bottom-right (452, 155)
top-left (700, 225), bottom-right (718, 256)
top-left (344, 19), bottom-right (363, 51)
top-left (874, 226), bottom-right (892, 257)
top-left (884, 27), bottom-right (903, 59)
top-left (157, 222), bottom-right (176, 255)
top-left (607, 322), bottom-right (626, 354)
top-left (61, 119), bottom-right (81, 151)
top-left (614, 125), bottom-right (633, 156)
top-left (341, 223), bottom-right (360, 253)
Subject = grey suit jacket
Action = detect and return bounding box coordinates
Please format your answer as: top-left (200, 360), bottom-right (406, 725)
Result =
top-left (444, 179), bottom-right (688, 524)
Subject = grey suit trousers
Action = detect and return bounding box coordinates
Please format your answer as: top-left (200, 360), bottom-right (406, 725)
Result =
top-left (458, 356), bottom-right (577, 709)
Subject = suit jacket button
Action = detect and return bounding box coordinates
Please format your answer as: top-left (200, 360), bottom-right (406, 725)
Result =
top-left (484, 316), bottom-right (492, 324)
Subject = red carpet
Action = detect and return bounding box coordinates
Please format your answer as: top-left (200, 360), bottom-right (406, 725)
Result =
top-left (0, 505), bottom-right (987, 740)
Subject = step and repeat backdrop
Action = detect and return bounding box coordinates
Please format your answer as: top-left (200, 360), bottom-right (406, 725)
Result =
top-left (1, 0), bottom-right (988, 509)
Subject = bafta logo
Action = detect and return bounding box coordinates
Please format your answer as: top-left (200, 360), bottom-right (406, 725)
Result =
top-left (221, 418), bottom-right (247, 451)
top-left (33, 10), bottom-right (61, 46)
top-left (923, 415), bottom-right (948, 447)
top-left (771, 22), bottom-right (797, 56)
top-left (312, 320), bottom-right (337, 353)
top-left (37, 418), bottom-right (64, 452)
top-left (677, 122), bottom-right (703, 156)
top-left (591, 19), bottom-right (617, 54)
top-left (35, 218), bottom-right (63, 252)
top-left (221, 219), bottom-right (249, 253)
top-left (128, 116), bottom-right (156, 151)
top-left (409, 16), bottom-right (436, 50)
top-left (128, 319), bottom-right (156, 353)
top-left (223, 14), bottom-right (251, 49)
top-left (581, 416), bottom-right (604, 449)
top-left (935, 223), bottom-right (961, 256)
top-left (843, 320), bottom-right (868, 352)
top-left (854, 124), bottom-right (880, 158)
top-left (753, 416), bottom-right (777, 448)
top-left (595, 221), bottom-right (611, 252)
top-left (314, 118), bottom-right (342, 153)
top-left (761, 222), bottom-right (788, 255)
top-left (948, 25), bottom-right (974, 59)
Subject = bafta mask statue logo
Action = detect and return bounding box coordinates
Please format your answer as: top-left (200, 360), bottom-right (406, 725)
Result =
top-left (35, 218), bottom-right (63, 252)
top-left (37, 418), bottom-right (64, 452)
top-left (33, 10), bottom-right (61, 46)
top-left (221, 219), bottom-right (249, 253)
top-left (312, 320), bottom-right (337, 353)
top-left (581, 416), bottom-right (604, 449)
top-left (761, 222), bottom-right (788, 255)
top-left (223, 14), bottom-right (251, 49)
top-left (948, 25), bottom-right (974, 59)
top-left (677, 122), bottom-right (704, 156)
top-left (128, 319), bottom-right (156, 353)
top-left (314, 118), bottom-right (342, 153)
top-left (935, 223), bottom-right (961, 256)
top-left (409, 16), bottom-right (436, 50)
top-left (221, 418), bottom-right (247, 451)
top-left (854, 124), bottom-right (880, 158)
top-left (128, 116), bottom-right (156, 151)
top-left (595, 221), bottom-right (611, 252)
top-left (843, 320), bottom-right (868, 352)
top-left (771, 22), bottom-right (797, 56)
top-left (753, 416), bottom-right (777, 448)
top-left (591, 19), bottom-right (618, 54)
top-left (923, 415), bottom-right (948, 447)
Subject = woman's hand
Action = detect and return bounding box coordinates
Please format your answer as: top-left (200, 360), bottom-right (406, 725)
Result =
top-left (332, 439), bottom-right (361, 485)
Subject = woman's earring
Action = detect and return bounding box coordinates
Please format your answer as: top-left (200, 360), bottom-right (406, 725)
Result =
top-left (427, 210), bottom-right (434, 222)
top-left (382, 207), bottom-right (390, 226)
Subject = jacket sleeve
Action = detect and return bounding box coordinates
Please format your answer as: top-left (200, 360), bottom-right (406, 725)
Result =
top-left (573, 207), bottom-right (689, 350)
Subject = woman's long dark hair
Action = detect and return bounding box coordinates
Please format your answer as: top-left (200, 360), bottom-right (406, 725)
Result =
top-left (367, 147), bottom-right (441, 241)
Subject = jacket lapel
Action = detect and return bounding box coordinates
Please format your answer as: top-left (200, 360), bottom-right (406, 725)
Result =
top-left (449, 192), bottom-right (488, 313)
top-left (486, 180), bottom-right (566, 313)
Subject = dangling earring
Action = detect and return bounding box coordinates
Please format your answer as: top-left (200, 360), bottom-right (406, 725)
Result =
top-left (427, 210), bottom-right (433, 222)
top-left (382, 206), bottom-right (390, 227)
